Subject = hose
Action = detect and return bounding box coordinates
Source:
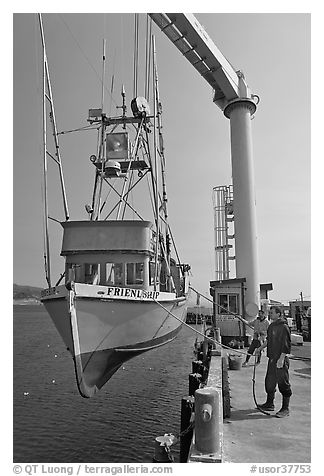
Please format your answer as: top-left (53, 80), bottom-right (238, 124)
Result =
top-left (252, 354), bottom-right (272, 416)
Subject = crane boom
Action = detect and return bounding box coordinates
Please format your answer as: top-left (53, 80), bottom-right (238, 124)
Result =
top-left (149, 13), bottom-right (252, 110)
top-left (150, 12), bottom-right (261, 319)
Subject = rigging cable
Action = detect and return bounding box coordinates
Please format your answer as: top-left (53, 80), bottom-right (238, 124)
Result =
top-left (152, 298), bottom-right (280, 418)
top-left (57, 13), bottom-right (118, 109)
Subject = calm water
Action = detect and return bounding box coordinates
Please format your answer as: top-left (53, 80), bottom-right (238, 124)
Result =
top-left (13, 305), bottom-right (197, 463)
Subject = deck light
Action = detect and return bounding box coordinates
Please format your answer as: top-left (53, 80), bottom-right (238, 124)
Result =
top-left (106, 132), bottom-right (129, 160)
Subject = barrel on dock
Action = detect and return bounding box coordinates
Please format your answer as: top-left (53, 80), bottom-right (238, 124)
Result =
top-left (228, 353), bottom-right (243, 370)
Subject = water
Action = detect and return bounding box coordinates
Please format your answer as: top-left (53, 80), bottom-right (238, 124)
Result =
top-left (13, 305), bottom-right (197, 463)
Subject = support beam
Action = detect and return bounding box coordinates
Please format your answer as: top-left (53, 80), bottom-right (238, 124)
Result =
top-left (149, 13), bottom-right (241, 110)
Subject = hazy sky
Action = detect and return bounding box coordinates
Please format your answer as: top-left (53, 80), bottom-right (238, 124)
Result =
top-left (13, 10), bottom-right (311, 304)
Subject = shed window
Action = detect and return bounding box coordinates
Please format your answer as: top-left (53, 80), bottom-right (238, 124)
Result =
top-left (218, 293), bottom-right (239, 315)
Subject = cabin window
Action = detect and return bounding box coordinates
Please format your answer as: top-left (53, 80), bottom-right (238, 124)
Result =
top-left (66, 263), bottom-right (84, 283)
top-left (84, 263), bottom-right (100, 284)
top-left (126, 262), bottom-right (144, 285)
top-left (218, 293), bottom-right (239, 315)
top-left (105, 263), bottom-right (124, 286)
top-left (149, 261), bottom-right (159, 286)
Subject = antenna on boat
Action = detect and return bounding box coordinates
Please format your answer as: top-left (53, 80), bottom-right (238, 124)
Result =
top-left (101, 39), bottom-right (106, 112)
top-left (116, 84), bottom-right (127, 129)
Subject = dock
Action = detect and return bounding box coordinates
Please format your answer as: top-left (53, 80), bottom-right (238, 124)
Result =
top-left (185, 342), bottom-right (311, 463)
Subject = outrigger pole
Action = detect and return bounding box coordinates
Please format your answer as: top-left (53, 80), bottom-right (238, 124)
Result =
top-left (39, 13), bottom-right (51, 288)
top-left (38, 13), bottom-right (70, 286)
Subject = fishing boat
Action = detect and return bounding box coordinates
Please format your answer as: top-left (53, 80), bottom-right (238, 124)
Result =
top-left (38, 14), bottom-right (190, 398)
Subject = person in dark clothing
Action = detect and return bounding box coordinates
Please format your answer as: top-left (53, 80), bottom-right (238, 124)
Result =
top-left (255, 306), bottom-right (292, 418)
top-left (295, 307), bottom-right (302, 333)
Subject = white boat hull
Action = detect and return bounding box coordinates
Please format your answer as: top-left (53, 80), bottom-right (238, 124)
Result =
top-left (41, 283), bottom-right (188, 397)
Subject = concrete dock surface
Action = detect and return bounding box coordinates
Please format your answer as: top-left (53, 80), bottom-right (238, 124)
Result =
top-left (222, 343), bottom-right (311, 463)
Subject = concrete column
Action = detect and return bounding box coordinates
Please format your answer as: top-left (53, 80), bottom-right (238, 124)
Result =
top-left (224, 99), bottom-right (260, 318)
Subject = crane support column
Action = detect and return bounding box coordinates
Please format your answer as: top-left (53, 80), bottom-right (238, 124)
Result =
top-left (224, 98), bottom-right (260, 319)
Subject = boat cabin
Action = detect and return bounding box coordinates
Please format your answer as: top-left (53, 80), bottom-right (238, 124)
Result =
top-left (61, 220), bottom-right (185, 295)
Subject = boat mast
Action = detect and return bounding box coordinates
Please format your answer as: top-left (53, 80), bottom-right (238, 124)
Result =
top-left (39, 14), bottom-right (51, 288)
top-left (152, 35), bottom-right (160, 289)
top-left (91, 39), bottom-right (107, 221)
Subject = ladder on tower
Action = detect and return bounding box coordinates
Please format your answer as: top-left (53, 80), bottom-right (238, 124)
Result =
top-left (212, 185), bottom-right (235, 280)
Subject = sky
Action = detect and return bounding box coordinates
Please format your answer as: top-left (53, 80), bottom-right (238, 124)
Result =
top-left (12, 8), bottom-right (312, 305)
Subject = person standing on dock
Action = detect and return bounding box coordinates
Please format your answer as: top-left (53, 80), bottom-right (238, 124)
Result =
top-left (256, 306), bottom-right (292, 418)
top-left (242, 310), bottom-right (269, 367)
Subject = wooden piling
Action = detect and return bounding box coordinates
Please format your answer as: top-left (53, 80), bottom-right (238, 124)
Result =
top-left (180, 396), bottom-right (194, 463)
top-left (197, 350), bottom-right (204, 361)
top-left (192, 360), bottom-right (203, 374)
top-left (193, 360), bottom-right (209, 383)
top-left (189, 372), bottom-right (202, 396)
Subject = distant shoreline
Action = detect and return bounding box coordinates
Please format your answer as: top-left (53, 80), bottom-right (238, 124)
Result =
top-left (13, 299), bottom-right (41, 305)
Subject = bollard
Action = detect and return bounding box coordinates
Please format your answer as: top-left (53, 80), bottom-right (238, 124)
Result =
top-left (189, 372), bottom-right (202, 396)
top-left (180, 396), bottom-right (194, 463)
top-left (195, 387), bottom-right (220, 454)
top-left (153, 434), bottom-right (176, 462)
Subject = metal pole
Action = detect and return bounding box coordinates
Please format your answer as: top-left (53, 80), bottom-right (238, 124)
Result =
top-left (300, 291), bottom-right (304, 316)
top-left (224, 98), bottom-right (259, 319)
